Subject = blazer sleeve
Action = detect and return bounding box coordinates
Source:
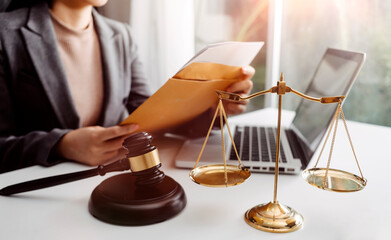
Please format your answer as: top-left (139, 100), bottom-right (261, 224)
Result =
top-left (0, 37), bottom-right (69, 173)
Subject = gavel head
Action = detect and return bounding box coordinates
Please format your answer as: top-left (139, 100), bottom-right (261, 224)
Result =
top-left (123, 132), bottom-right (155, 157)
top-left (122, 132), bottom-right (161, 173)
top-left (122, 132), bottom-right (164, 186)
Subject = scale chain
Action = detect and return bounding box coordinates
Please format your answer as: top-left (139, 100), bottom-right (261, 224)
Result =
top-left (314, 103), bottom-right (340, 168)
top-left (220, 101), bottom-right (243, 167)
top-left (323, 103), bottom-right (341, 188)
top-left (219, 100), bottom-right (228, 186)
top-left (339, 107), bottom-right (365, 180)
top-left (193, 100), bottom-right (221, 169)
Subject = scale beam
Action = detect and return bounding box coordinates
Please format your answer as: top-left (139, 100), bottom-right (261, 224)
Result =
top-left (217, 86), bottom-right (345, 104)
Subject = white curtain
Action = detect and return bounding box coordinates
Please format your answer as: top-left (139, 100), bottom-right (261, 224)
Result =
top-left (100, 0), bottom-right (195, 92)
top-left (130, 0), bottom-right (195, 92)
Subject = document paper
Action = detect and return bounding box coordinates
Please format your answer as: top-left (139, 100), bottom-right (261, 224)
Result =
top-left (120, 41), bottom-right (264, 133)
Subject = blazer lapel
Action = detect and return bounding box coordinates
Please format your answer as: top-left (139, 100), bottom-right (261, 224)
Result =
top-left (93, 10), bottom-right (123, 127)
top-left (21, 3), bottom-right (80, 129)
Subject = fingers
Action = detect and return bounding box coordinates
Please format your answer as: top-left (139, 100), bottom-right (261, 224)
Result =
top-left (95, 125), bottom-right (138, 160)
top-left (226, 66), bottom-right (254, 94)
top-left (100, 124), bottom-right (138, 141)
top-left (223, 65), bottom-right (254, 116)
top-left (240, 65), bottom-right (255, 80)
top-left (84, 149), bottom-right (122, 166)
top-left (56, 124), bottom-right (139, 167)
top-left (223, 102), bottom-right (247, 115)
top-left (103, 134), bottom-right (129, 152)
top-left (226, 79), bottom-right (253, 94)
top-left (101, 148), bottom-right (128, 164)
top-left (97, 125), bottom-right (138, 162)
top-left (100, 150), bottom-right (123, 164)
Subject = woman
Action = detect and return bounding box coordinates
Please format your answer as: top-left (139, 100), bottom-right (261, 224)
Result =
top-left (0, 0), bottom-right (254, 173)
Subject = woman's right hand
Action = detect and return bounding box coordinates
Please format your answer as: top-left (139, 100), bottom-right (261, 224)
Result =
top-left (56, 124), bottom-right (139, 166)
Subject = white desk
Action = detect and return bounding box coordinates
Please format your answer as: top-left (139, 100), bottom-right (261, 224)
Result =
top-left (1, 109), bottom-right (390, 240)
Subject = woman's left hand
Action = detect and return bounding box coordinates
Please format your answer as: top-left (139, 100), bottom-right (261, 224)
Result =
top-left (223, 65), bottom-right (255, 115)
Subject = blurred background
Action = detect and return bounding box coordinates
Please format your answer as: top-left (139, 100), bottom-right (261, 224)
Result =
top-left (100, 0), bottom-right (391, 127)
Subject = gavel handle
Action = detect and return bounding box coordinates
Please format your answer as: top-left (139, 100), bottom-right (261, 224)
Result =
top-left (0, 158), bottom-right (130, 196)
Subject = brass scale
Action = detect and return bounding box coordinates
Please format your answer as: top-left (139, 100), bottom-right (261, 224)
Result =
top-left (188, 73), bottom-right (367, 233)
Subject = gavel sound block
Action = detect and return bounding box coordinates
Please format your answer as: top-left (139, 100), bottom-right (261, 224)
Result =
top-left (88, 132), bottom-right (187, 225)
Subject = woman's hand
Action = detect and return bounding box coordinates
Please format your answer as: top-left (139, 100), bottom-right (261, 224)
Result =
top-left (223, 66), bottom-right (255, 115)
top-left (56, 124), bottom-right (139, 166)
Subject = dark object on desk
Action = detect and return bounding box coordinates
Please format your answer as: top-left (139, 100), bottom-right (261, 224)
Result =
top-left (0, 132), bottom-right (187, 226)
top-left (89, 132), bottom-right (186, 226)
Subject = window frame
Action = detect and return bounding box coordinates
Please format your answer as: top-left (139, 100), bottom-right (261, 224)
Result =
top-left (265, 0), bottom-right (283, 108)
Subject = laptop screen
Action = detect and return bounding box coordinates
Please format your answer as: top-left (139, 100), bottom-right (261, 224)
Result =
top-left (291, 48), bottom-right (365, 154)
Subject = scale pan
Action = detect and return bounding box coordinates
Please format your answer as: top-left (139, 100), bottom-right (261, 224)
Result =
top-left (302, 168), bottom-right (366, 192)
top-left (189, 164), bottom-right (250, 187)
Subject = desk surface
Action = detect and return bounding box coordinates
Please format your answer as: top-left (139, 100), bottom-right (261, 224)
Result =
top-left (1, 108), bottom-right (389, 240)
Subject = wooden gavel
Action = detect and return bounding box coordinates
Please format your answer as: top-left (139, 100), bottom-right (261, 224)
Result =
top-left (0, 132), bottom-right (159, 196)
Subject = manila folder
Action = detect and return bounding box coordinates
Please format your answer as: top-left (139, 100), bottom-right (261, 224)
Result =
top-left (120, 62), bottom-right (243, 133)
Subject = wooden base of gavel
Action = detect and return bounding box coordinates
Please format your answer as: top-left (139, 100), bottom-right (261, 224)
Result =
top-left (89, 168), bottom-right (186, 226)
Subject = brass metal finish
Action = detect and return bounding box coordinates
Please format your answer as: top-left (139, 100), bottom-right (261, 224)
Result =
top-left (273, 82), bottom-right (283, 203)
top-left (320, 96), bottom-right (345, 104)
top-left (244, 201), bottom-right (303, 233)
top-left (190, 71), bottom-right (366, 233)
top-left (189, 164), bottom-right (250, 187)
top-left (302, 168), bottom-right (367, 192)
top-left (216, 88), bottom-right (273, 101)
top-left (128, 149), bottom-right (160, 172)
top-left (218, 87), bottom-right (343, 105)
top-left (191, 99), bottom-right (250, 187)
top-left (249, 75), bottom-right (304, 233)
top-left (216, 91), bottom-right (243, 101)
top-left (303, 102), bottom-right (367, 192)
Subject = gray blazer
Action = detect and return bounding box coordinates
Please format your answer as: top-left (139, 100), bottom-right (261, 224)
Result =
top-left (0, 3), bottom-right (151, 172)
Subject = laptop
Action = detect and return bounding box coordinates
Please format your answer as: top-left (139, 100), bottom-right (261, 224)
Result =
top-left (174, 48), bottom-right (366, 174)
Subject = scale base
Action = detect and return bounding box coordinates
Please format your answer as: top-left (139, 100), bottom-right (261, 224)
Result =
top-left (244, 201), bottom-right (303, 233)
top-left (89, 172), bottom-right (186, 226)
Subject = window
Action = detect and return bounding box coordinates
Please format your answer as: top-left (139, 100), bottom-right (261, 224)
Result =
top-left (194, 0), bottom-right (269, 111)
top-left (196, 0), bottom-right (391, 126)
top-left (104, 0), bottom-right (390, 127)
top-left (102, 0), bottom-right (195, 92)
top-left (280, 0), bottom-right (391, 126)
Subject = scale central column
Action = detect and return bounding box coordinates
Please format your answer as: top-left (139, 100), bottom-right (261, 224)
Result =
top-left (244, 74), bottom-right (303, 233)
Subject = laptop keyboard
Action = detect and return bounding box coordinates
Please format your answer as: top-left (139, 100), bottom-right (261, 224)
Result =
top-left (229, 126), bottom-right (287, 163)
